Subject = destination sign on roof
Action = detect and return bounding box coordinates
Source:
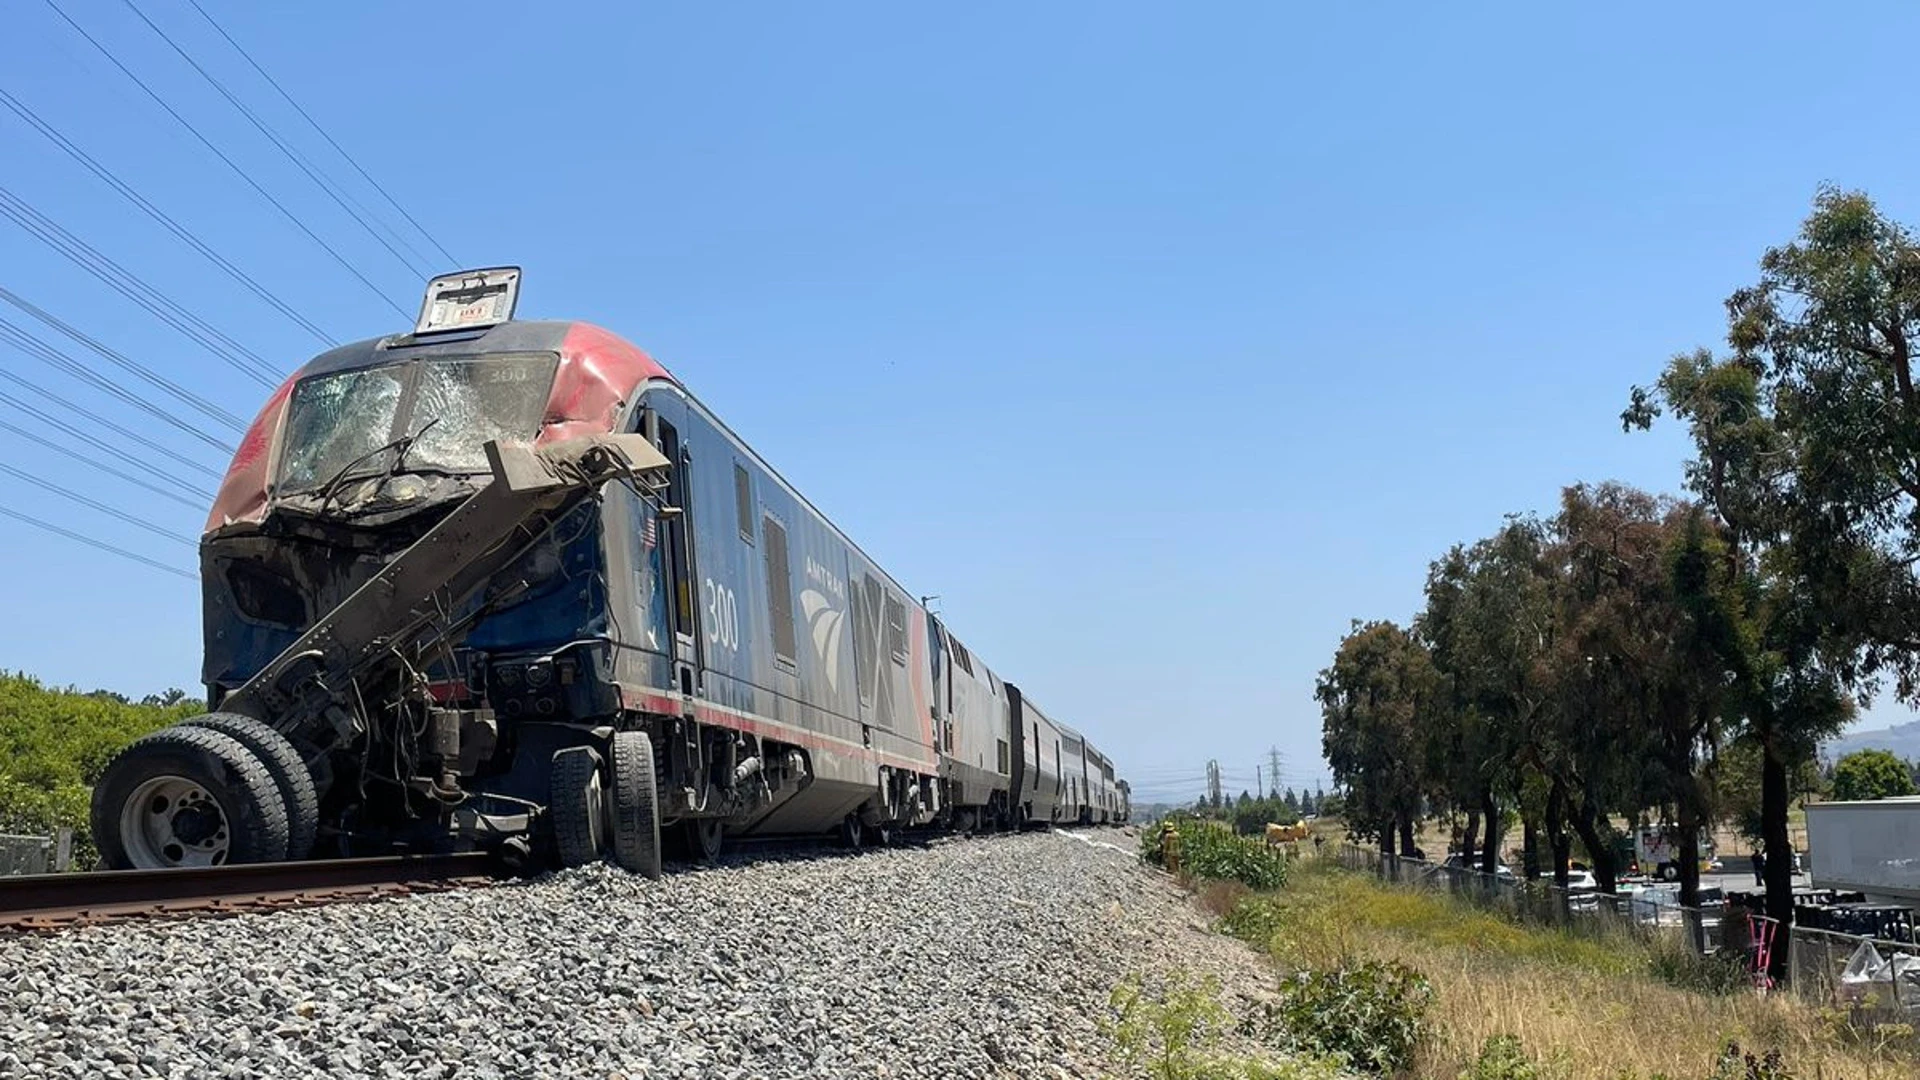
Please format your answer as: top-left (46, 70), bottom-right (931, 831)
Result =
top-left (416, 267), bottom-right (521, 335)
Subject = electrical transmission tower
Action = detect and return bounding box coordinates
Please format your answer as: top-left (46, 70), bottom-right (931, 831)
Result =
top-left (1268, 747), bottom-right (1284, 798)
top-left (1206, 759), bottom-right (1223, 809)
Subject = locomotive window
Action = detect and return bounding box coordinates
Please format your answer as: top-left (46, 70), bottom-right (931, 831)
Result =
top-left (733, 463), bottom-right (754, 544)
top-left (949, 636), bottom-right (974, 676)
top-left (659, 422), bottom-right (694, 639)
top-left (853, 576), bottom-right (880, 705)
top-left (763, 514), bottom-right (798, 665)
top-left (997, 738), bottom-right (1009, 774)
top-left (276, 352), bottom-right (555, 494)
top-left (404, 354), bottom-right (555, 472)
top-left (277, 366), bottom-right (405, 493)
top-left (884, 593), bottom-right (908, 665)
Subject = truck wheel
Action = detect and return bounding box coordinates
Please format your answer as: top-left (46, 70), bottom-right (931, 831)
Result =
top-left (179, 713), bottom-right (319, 860)
top-left (837, 813), bottom-right (863, 849)
top-left (608, 731), bottom-right (661, 878)
top-left (550, 746), bottom-right (607, 869)
top-left (91, 725), bottom-right (290, 869)
top-left (684, 817), bottom-right (723, 864)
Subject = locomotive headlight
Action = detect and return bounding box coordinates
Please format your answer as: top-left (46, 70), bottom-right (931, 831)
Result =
top-left (496, 665), bottom-right (522, 688)
top-left (525, 662), bottom-right (552, 688)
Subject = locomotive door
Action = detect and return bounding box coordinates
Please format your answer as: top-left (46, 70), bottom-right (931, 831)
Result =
top-left (651, 413), bottom-right (703, 697)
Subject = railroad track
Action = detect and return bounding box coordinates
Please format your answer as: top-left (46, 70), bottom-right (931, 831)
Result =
top-left (0, 852), bottom-right (509, 933)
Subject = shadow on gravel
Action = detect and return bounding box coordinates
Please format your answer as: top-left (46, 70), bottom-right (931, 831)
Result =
top-left (515, 825), bottom-right (1129, 884)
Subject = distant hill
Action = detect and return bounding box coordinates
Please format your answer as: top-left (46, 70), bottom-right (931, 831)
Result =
top-left (1822, 720), bottom-right (1920, 764)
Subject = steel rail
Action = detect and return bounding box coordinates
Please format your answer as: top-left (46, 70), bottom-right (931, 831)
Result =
top-left (0, 852), bottom-right (507, 932)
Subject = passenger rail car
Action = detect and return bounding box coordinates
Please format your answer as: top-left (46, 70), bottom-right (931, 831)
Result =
top-left (90, 268), bottom-right (1130, 873)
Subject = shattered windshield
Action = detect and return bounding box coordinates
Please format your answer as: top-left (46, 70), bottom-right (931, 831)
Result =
top-left (275, 353), bottom-right (556, 496)
top-left (405, 356), bottom-right (555, 472)
top-left (277, 367), bottom-right (405, 494)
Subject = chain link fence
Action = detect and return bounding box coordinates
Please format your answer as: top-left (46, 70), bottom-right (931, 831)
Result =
top-left (1340, 844), bottom-right (1726, 952)
top-left (1339, 842), bottom-right (1920, 1026)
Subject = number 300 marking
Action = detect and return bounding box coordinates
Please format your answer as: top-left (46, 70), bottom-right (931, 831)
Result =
top-left (703, 578), bottom-right (739, 652)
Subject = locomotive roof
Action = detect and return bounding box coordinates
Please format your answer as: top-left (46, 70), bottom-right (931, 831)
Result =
top-left (204, 320), bottom-right (673, 534)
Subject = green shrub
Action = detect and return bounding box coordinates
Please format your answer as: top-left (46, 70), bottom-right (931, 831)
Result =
top-left (1646, 939), bottom-right (1751, 997)
top-left (1703, 1041), bottom-right (1794, 1080)
top-left (1219, 893), bottom-right (1290, 947)
top-left (1145, 814), bottom-right (1290, 891)
top-left (1106, 971), bottom-right (1224, 1080)
top-left (1250, 960), bottom-right (1433, 1074)
top-left (1459, 1035), bottom-right (1565, 1080)
top-left (0, 671), bottom-right (197, 868)
top-left (1103, 971), bottom-right (1351, 1080)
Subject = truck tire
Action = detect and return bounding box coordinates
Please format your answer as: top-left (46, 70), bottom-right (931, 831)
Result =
top-left (683, 818), bottom-right (723, 864)
top-left (91, 725), bottom-right (290, 870)
top-left (608, 731), bottom-right (661, 878)
top-left (837, 813), bottom-right (863, 849)
top-left (179, 713), bottom-right (319, 860)
top-left (550, 746), bottom-right (607, 869)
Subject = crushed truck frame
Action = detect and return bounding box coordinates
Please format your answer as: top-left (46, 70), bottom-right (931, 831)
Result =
top-left (93, 429), bottom-right (676, 873)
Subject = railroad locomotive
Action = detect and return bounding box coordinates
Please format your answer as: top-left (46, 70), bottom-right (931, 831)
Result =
top-left (91, 268), bottom-right (1131, 874)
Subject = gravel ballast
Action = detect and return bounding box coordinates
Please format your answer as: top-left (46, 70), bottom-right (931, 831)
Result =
top-left (0, 829), bottom-right (1283, 1079)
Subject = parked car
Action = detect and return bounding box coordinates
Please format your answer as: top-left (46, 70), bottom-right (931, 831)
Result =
top-left (1442, 853), bottom-right (1515, 878)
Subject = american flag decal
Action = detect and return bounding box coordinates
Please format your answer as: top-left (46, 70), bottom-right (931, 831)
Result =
top-left (642, 514), bottom-right (657, 548)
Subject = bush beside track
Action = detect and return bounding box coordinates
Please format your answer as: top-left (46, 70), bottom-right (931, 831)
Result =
top-left (0, 671), bottom-right (197, 868)
top-left (1142, 813), bottom-right (1290, 892)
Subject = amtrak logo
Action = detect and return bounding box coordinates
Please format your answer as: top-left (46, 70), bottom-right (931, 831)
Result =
top-left (801, 589), bottom-right (844, 692)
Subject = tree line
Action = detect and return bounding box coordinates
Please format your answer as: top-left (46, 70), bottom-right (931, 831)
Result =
top-left (1317, 187), bottom-right (1920, 979)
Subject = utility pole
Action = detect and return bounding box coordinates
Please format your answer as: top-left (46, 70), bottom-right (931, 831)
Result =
top-left (1256, 764), bottom-right (1262, 800)
top-left (1206, 759), bottom-right (1222, 810)
top-left (1268, 746), bottom-right (1284, 799)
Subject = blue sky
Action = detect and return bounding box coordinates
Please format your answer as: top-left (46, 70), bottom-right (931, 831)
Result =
top-left (3, 2), bottom-right (1917, 806)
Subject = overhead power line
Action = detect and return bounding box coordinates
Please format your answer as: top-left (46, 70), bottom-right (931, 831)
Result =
top-left (118, 0), bottom-right (433, 280)
top-left (0, 505), bottom-right (194, 581)
top-left (0, 461), bottom-right (196, 546)
top-left (0, 313), bottom-right (236, 453)
top-left (41, 0), bottom-right (411, 321)
top-left (0, 381), bottom-right (216, 495)
top-left (0, 185), bottom-right (279, 387)
top-left (185, 0), bottom-right (457, 267)
top-left (0, 286), bottom-right (246, 433)
top-left (0, 412), bottom-right (206, 509)
top-left (0, 86), bottom-right (337, 346)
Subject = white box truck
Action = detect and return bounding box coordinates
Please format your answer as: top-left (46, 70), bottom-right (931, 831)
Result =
top-left (1804, 797), bottom-right (1920, 907)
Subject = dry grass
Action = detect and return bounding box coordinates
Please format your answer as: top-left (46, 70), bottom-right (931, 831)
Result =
top-left (1224, 861), bottom-right (1915, 1079)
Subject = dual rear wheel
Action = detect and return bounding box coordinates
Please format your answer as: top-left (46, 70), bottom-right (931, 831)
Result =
top-left (548, 730), bottom-right (671, 878)
top-left (96, 716), bottom-right (685, 879)
top-left (91, 715), bottom-right (311, 870)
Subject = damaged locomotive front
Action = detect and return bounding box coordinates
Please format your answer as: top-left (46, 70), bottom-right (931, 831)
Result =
top-left (93, 269), bottom-right (683, 873)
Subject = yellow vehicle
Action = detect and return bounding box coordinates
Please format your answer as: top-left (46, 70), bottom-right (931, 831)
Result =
top-left (1266, 821), bottom-right (1311, 847)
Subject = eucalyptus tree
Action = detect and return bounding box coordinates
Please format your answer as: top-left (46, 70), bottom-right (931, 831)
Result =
top-left (1622, 187), bottom-right (1915, 965)
top-left (1419, 518), bottom-right (1555, 875)
top-left (1544, 481), bottom-right (1717, 894)
top-left (1318, 619), bottom-right (1441, 857)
